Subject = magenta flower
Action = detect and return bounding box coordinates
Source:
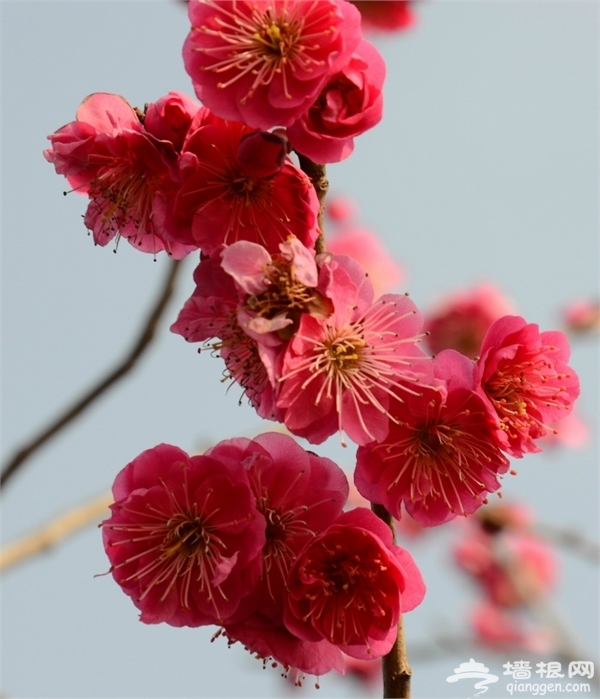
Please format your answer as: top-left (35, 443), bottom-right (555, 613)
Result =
top-left (277, 280), bottom-right (430, 446)
top-left (183, 0), bottom-right (362, 129)
top-left (144, 91), bottom-right (201, 152)
top-left (351, 1), bottom-right (415, 33)
top-left (170, 115), bottom-right (319, 256)
top-left (45, 93), bottom-right (195, 258)
top-left (284, 508), bottom-right (426, 660)
top-left (170, 250), bottom-right (286, 420)
top-left (474, 316), bottom-right (580, 456)
top-left (101, 443), bottom-right (265, 627)
top-left (210, 433), bottom-right (348, 608)
top-left (287, 40), bottom-right (386, 163)
top-left (424, 283), bottom-right (517, 359)
top-left (454, 526), bottom-right (557, 608)
top-left (355, 351), bottom-right (510, 526)
top-left (211, 433), bottom-right (350, 675)
top-left (327, 227), bottom-right (404, 297)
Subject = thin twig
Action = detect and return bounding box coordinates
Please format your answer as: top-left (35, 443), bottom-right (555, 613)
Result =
top-left (372, 503), bottom-right (412, 698)
top-left (535, 522), bottom-right (600, 564)
top-left (0, 491), bottom-right (112, 573)
top-left (1, 259), bottom-right (182, 487)
top-left (297, 154), bottom-right (328, 254)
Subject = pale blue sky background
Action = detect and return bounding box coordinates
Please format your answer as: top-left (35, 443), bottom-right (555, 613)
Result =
top-left (2, 2), bottom-right (598, 698)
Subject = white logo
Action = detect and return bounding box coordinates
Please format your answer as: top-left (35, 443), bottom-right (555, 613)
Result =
top-left (446, 658), bottom-right (499, 697)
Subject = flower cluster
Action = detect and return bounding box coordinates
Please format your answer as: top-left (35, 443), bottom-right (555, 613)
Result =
top-left (101, 433), bottom-right (425, 676)
top-left (172, 237), bottom-right (431, 445)
top-left (453, 503), bottom-right (558, 652)
top-left (45, 2), bottom-right (387, 256)
top-left (44, 0), bottom-right (584, 687)
top-left (355, 316), bottom-right (580, 526)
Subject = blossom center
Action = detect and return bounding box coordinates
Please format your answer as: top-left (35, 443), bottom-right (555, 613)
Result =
top-left (196, 1), bottom-right (332, 100)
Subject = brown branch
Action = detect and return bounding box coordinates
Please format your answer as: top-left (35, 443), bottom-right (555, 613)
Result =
top-left (297, 154), bottom-right (328, 254)
top-left (0, 491), bottom-right (112, 573)
top-left (1, 259), bottom-right (182, 487)
top-left (372, 503), bottom-right (412, 698)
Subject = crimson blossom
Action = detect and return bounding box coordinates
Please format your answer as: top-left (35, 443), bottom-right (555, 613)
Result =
top-left (44, 92), bottom-right (197, 258)
top-left (284, 508), bottom-right (425, 661)
top-left (168, 112), bottom-right (320, 256)
top-left (287, 39), bottom-right (386, 163)
top-left (183, 0), bottom-right (363, 129)
top-left (211, 433), bottom-right (351, 676)
top-left (355, 350), bottom-right (510, 526)
top-left (424, 282), bottom-right (516, 359)
top-left (474, 315), bottom-right (580, 457)
top-left (276, 263), bottom-right (431, 446)
top-left (102, 443), bottom-right (265, 627)
top-left (351, 0), bottom-right (415, 32)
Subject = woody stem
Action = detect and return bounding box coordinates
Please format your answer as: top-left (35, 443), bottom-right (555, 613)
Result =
top-left (371, 503), bottom-right (412, 699)
top-left (297, 154), bottom-right (328, 254)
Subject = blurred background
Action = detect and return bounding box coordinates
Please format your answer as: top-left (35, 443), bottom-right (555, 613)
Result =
top-left (2, 1), bottom-right (598, 697)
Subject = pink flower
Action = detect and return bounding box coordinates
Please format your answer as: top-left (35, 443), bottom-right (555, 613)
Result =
top-left (454, 529), bottom-right (557, 608)
top-left (277, 285), bottom-right (431, 446)
top-left (287, 39), bottom-right (385, 163)
top-left (183, 0), bottom-right (362, 129)
top-left (170, 253), bottom-right (282, 420)
top-left (236, 130), bottom-right (289, 179)
top-left (351, 1), bottom-right (415, 32)
top-left (44, 93), bottom-right (195, 258)
top-left (474, 316), bottom-right (580, 457)
top-left (355, 350), bottom-right (509, 526)
top-left (284, 508), bottom-right (426, 660)
top-left (542, 409), bottom-right (590, 450)
top-left (208, 432), bottom-right (348, 613)
top-left (144, 91), bottom-right (201, 151)
top-left (326, 194), bottom-right (357, 222)
top-left (471, 602), bottom-right (556, 653)
top-left (563, 297), bottom-right (600, 334)
top-left (215, 432), bottom-right (350, 675)
top-left (327, 227), bottom-right (404, 297)
top-left (101, 443), bottom-right (265, 627)
top-left (170, 115), bottom-right (319, 255)
top-left (424, 283), bottom-right (517, 359)
top-left (221, 238), bottom-right (328, 340)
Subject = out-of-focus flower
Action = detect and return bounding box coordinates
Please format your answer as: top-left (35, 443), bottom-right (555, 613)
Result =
top-left (101, 443), bottom-right (265, 626)
top-left (563, 297), bottom-right (600, 334)
top-left (327, 227), bottom-right (404, 296)
top-left (326, 194), bottom-right (357, 222)
top-left (183, 0), bottom-right (362, 129)
top-left (424, 283), bottom-right (517, 359)
top-left (474, 316), bottom-right (580, 457)
top-left (287, 39), bottom-right (385, 163)
top-left (471, 602), bottom-right (556, 653)
top-left (454, 529), bottom-right (557, 608)
top-left (351, 0), bottom-right (415, 33)
top-left (355, 350), bottom-right (509, 526)
top-left (542, 409), bottom-right (590, 450)
top-left (284, 508), bottom-right (426, 660)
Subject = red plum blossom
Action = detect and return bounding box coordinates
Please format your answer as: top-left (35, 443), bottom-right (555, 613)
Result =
top-left (287, 39), bottom-right (386, 163)
top-left (284, 508), bottom-right (425, 660)
top-left (355, 350), bottom-right (509, 526)
top-left (101, 443), bottom-right (265, 627)
top-left (183, 0), bottom-right (363, 129)
top-left (44, 93), bottom-right (196, 258)
top-left (474, 316), bottom-right (580, 457)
